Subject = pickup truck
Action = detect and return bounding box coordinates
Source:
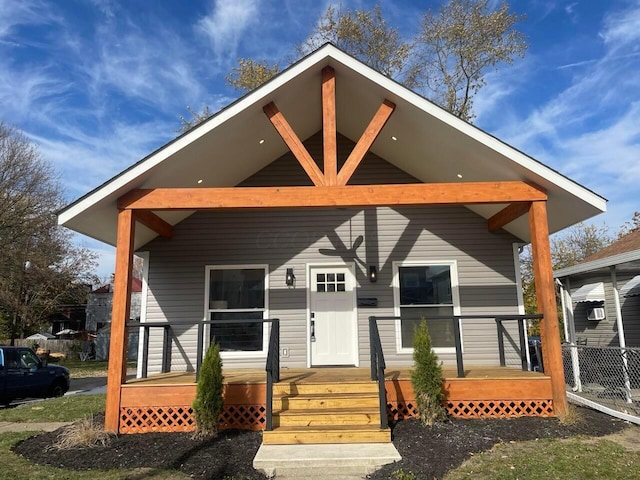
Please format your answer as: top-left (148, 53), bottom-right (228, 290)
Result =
top-left (0, 346), bottom-right (70, 406)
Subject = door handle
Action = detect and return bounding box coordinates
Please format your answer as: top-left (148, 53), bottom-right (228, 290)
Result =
top-left (310, 319), bottom-right (316, 342)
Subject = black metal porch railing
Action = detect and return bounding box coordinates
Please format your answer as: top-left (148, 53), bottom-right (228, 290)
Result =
top-left (126, 318), bottom-right (281, 431)
top-left (368, 314), bottom-right (543, 428)
top-left (369, 316), bottom-right (388, 429)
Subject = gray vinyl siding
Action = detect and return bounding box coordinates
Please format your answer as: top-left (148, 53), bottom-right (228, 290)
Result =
top-left (141, 132), bottom-right (522, 373)
top-left (568, 272), bottom-right (640, 347)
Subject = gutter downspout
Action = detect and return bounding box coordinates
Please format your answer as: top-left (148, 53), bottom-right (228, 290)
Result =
top-left (610, 266), bottom-right (632, 404)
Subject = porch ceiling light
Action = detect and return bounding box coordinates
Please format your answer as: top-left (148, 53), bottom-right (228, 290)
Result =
top-left (369, 265), bottom-right (378, 283)
top-left (285, 267), bottom-right (295, 287)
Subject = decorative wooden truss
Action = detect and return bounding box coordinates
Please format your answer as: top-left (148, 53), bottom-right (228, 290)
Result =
top-left (104, 65), bottom-right (568, 432)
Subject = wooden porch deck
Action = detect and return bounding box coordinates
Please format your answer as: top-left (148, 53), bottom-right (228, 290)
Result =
top-left (127, 365), bottom-right (544, 386)
top-left (117, 365), bottom-right (553, 434)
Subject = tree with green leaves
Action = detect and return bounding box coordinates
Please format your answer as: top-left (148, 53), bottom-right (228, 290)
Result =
top-left (410, 319), bottom-right (446, 425)
top-left (192, 340), bottom-right (224, 437)
top-left (179, 1), bottom-right (527, 131)
top-left (0, 122), bottom-right (98, 342)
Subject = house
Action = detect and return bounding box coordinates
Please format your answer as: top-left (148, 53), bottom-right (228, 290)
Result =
top-left (554, 229), bottom-right (640, 422)
top-left (86, 277), bottom-right (143, 332)
top-left (554, 229), bottom-right (640, 348)
top-left (57, 44), bottom-right (606, 440)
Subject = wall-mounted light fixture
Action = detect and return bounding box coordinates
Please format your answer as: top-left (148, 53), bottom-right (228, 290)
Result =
top-left (369, 265), bottom-right (378, 283)
top-left (285, 267), bottom-right (295, 286)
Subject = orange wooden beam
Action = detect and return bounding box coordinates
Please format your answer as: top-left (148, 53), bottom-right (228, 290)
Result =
top-left (322, 66), bottom-right (337, 186)
top-left (263, 102), bottom-right (325, 186)
top-left (104, 209), bottom-right (136, 432)
top-left (134, 210), bottom-right (173, 238)
top-left (528, 201), bottom-right (568, 416)
top-left (487, 202), bottom-right (532, 232)
top-left (118, 182), bottom-right (547, 210)
top-left (336, 99), bottom-right (395, 186)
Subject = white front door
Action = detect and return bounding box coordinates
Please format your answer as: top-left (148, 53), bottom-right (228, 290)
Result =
top-left (310, 265), bottom-right (358, 366)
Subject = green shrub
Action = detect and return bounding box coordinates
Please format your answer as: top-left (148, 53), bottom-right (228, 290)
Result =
top-left (410, 319), bottom-right (446, 425)
top-left (192, 340), bottom-right (224, 437)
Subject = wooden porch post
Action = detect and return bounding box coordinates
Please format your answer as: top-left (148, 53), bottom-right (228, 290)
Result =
top-left (528, 201), bottom-right (568, 415)
top-left (104, 209), bottom-right (136, 432)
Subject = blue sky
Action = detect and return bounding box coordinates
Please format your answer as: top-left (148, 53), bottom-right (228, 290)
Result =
top-left (1, 0), bottom-right (639, 278)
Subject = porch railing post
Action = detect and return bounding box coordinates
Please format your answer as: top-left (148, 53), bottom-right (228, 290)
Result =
top-left (141, 325), bottom-right (149, 378)
top-left (369, 316), bottom-right (377, 380)
top-left (196, 321), bottom-right (203, 382)
top-left (161, 325), bottom-right (171, 373)
top-left (517, 318), bottom-right (527, 371)
top-left (496, 319), bottom-right (506, 367)
top-left (266, 369), bottom-right (273, 431)
top-left (453, 317), bottom-right (464, 378)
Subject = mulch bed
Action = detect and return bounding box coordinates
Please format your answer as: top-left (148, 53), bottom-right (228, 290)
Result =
top-left (12, 407), bottom-right (630, 480)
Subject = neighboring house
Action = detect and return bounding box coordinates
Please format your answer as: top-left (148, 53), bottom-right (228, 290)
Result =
top-left (86, 278), bottom-right (143, 332)
top-left (554, 229), bottom-right (640, 348)
top-left (58, 45), bottom-right (606, 438)
top-left (48, 304), bottom-right (86, 335)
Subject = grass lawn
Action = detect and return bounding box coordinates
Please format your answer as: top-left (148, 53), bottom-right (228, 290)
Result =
top-left (57, 360), bottom-right (136, 378)
top-left (0, 394), bottom-right (106, 423)
top-left (445, 437), bottom-right (640, 480)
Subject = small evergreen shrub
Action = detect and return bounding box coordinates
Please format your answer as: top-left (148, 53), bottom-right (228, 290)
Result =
top-left (410, 319), bottom-right (446, 425)
top-left (192, 339), bottom-right (224, 437)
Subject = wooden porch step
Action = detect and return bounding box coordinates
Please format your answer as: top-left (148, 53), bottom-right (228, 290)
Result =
top-left (273, 381), bottom-right (378, 395)
top-left (274, 407), bottom-right (380, 427)
top-left (262, 425), bottom-right (391, 445)
top-left (274, 392), bottom-right (379, 410)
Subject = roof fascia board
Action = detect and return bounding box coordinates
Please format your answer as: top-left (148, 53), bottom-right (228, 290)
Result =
top-left (324, 48), bottom-right (606, 214)
top-left (58, 45), bottom-right (338, 226)
top-left (554, 249), bottom-right (640, 278)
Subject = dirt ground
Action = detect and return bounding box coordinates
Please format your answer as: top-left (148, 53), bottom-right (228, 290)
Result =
top-left (13, 407), bottom-right (635, 480)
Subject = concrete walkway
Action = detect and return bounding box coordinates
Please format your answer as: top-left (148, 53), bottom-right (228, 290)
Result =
top-left (253, 442), bottom-right (401, 479)
top-left (0, 421), bottom-right (71, 433)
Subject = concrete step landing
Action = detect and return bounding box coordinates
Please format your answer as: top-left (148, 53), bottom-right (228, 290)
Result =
top-left (253, 442), bottom-right (401, 479)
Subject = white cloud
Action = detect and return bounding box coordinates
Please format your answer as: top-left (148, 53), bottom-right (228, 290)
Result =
top-left (485, 2), bottom-right (640, 232)
top-left (600, 2), bottom-right (640, 49)
top-left (198, 0), bottom-right (260, 60)
top-left (0, 0), bottom-right (60, 39)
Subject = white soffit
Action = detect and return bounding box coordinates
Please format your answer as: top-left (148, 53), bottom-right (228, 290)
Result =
top-left (58, 44), bottom-right (606, 249)
top-left (620, 275), bottom-right (640, 297)
top-left (571, 282), bottom-right (605, 303)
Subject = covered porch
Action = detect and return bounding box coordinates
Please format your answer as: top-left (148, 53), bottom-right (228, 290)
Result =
top-left (118, 365), bottom-right (552, 434)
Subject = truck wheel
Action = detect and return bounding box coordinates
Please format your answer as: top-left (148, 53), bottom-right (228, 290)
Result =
top-left (49, 380), bottom-right (66, 398)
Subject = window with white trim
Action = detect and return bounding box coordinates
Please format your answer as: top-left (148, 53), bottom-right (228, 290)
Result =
top-left (206, 266), bottom-right (267, 353)
top-left (395, 263), bottom-right (459, 350)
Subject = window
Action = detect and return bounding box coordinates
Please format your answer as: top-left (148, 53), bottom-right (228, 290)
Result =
top-left (205, 266), bottom-right (268, 355)
top-left (394, 262), bottom-right (460, 351)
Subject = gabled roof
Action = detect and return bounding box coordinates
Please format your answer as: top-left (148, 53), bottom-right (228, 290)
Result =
top-left (58, 44), bottom-right (606, 250)
top-left (555, 229), bottom-right (640, 278)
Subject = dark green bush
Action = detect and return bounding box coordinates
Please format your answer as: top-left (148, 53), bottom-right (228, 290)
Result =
top-left (192, 339), bottom-right (224, 437)
top-left (410, 319), bottom-right (446, 425)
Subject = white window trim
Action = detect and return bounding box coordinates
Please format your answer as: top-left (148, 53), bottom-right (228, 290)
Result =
top-left (204, 264), bottom-right (269, 360)
top-left (393, 260), bottom-right (462, 355)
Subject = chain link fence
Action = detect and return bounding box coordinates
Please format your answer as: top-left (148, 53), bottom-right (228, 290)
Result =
top-left (562, 344), bottom-right (640, 418)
